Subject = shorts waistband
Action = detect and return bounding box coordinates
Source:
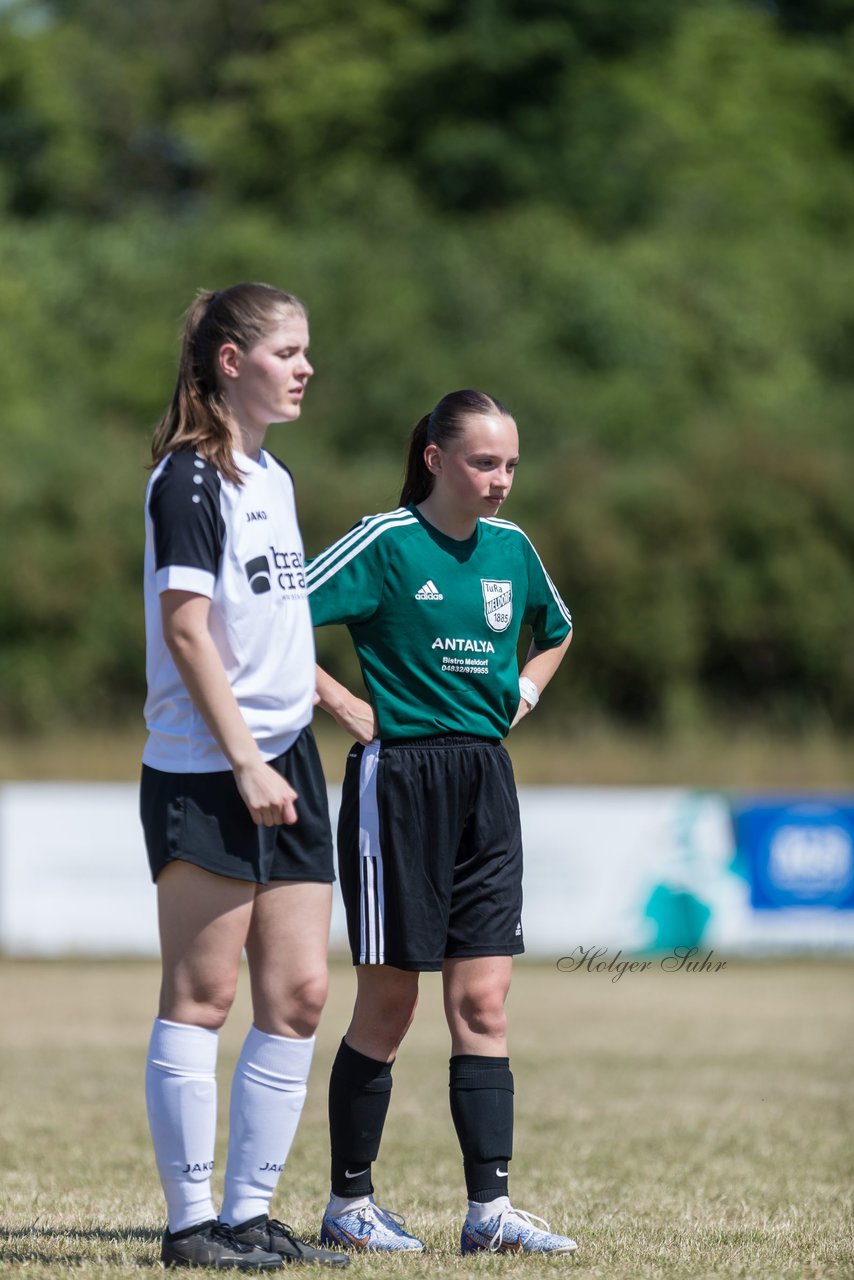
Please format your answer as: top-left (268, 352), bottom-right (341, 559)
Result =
top-left (380, 733), bottom-right (502, 749)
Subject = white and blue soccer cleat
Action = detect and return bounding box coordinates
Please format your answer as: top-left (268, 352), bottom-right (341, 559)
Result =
top-left (460, 1201), bottom-right (578, 1255)
top-left (320, 1199), bottom-right (425, 1252)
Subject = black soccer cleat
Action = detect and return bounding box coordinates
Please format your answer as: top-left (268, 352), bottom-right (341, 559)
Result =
top-left (229, 1217), bottom-right (350, 1268)
top-left (161, 1219), bottom-right (283, 1269)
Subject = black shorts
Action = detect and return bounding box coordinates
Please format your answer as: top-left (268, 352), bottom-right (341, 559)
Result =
top-left (140, 725), bottom-right (334, 885)
top-left (337, 734), bottom-right (524, 971)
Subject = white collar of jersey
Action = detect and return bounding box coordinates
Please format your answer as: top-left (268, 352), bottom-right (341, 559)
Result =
top-left (232, 447), bottom-right (268, 472)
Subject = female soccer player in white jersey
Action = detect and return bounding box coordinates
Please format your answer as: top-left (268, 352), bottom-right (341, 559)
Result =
top-left (307, 389), bottom-right (577, 1256)
top-left (140, 284), bottom-right (348, 1271)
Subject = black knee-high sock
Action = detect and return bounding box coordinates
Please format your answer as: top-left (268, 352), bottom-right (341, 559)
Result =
top-left (449, 1054), bottom-right (514, 1203)
top-left (329, 1039), bottom-right (393, 1198)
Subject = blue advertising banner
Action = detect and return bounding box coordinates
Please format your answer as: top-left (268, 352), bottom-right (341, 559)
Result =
top-left (733, 799), bottom-right (854, 911)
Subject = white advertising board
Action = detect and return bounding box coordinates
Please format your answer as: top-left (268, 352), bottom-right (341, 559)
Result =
top-left (0, 783), bottom-right (852, 957)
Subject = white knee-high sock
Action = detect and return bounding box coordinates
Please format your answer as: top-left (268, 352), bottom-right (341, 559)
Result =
top-left (145, 1018), bottom-right (219, 1233)
top-left (220, 1026), bottom-right (315, 1227)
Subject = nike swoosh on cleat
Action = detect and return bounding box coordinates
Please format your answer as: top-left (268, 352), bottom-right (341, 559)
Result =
top-left (339, 1227), bottom-right (370, 1249)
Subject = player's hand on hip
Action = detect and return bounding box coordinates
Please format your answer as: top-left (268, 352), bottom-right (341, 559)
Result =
top-left (235, 762), bottom-right (299, 826)
top-left (509, 698), bottom-right (532, 730)
top-left (333, 693), bottom-right (378, 746)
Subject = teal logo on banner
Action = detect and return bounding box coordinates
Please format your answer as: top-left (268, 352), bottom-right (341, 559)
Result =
top-left (734, 800), bottom-right (854, 910)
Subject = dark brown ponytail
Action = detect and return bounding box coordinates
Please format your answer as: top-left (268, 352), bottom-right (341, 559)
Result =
top-left (399, 389), bottom-right (513, 506)
top-left (399, 414), bottom-right (434, 505)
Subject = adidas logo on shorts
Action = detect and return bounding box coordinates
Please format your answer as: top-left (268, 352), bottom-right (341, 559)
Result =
top-left (415, 580), bottom-right (444, 600)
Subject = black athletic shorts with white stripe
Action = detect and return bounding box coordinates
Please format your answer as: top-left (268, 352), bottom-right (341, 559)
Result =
top-left (337, 734), bottom-right (524, 971)
top-left (141, 725), bottom-right (334, 884)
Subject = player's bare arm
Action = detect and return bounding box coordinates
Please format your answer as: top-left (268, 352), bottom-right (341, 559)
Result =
top-left (161, 589), bottom-right (298, 825)
top-left (314, 664), bottom-right (378, 744)
top-left (511, 630), bottom-right (573, 728)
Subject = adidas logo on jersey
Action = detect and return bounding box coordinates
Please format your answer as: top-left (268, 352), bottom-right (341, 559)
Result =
top-left (415, 580), bottom-right (444, 600)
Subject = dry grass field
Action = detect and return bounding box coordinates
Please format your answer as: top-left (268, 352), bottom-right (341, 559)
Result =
top-left (1, 956), bottom-right (852, 1279)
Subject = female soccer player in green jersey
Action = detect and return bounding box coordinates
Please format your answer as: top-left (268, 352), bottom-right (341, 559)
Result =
top-left (307, 389), bottom-right (577, 1256)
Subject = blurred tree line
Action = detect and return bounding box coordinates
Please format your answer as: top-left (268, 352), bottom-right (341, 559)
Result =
top-left (1, 0), bottom-right (853, 735)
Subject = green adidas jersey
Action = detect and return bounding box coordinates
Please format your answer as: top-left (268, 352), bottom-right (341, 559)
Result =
top-left (307, 505), bottom-right (572, 740)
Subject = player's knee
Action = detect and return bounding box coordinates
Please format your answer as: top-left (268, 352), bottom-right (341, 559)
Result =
top-left (355, 984), bottom-right (418, 1053)
top-left (165, 980), bottom-right (237, 1030)
top-left (457, 990), bottom-right (507, 1040)
top-left (287, 971), bottom-right (329, 1036)
top-left (373, 991), bottom-right (417, 1045)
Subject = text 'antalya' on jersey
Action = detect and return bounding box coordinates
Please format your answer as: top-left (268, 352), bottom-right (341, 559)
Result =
top-left (306, 505), bottom-right (571, 740)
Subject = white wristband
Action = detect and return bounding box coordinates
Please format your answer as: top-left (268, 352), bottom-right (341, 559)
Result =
top-left (519, 676), bottom-right (539, 710)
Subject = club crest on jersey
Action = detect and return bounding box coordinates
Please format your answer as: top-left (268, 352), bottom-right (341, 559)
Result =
top-left (481, 579), bottom-right (513, 632)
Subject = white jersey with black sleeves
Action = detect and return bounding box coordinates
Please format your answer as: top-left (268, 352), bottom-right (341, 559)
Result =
top-left (142, 447), bottom-right (315, 772)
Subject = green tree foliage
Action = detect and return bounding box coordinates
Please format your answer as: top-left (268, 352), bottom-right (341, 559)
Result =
top-left (0, 0), bottom-right (852, 733)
